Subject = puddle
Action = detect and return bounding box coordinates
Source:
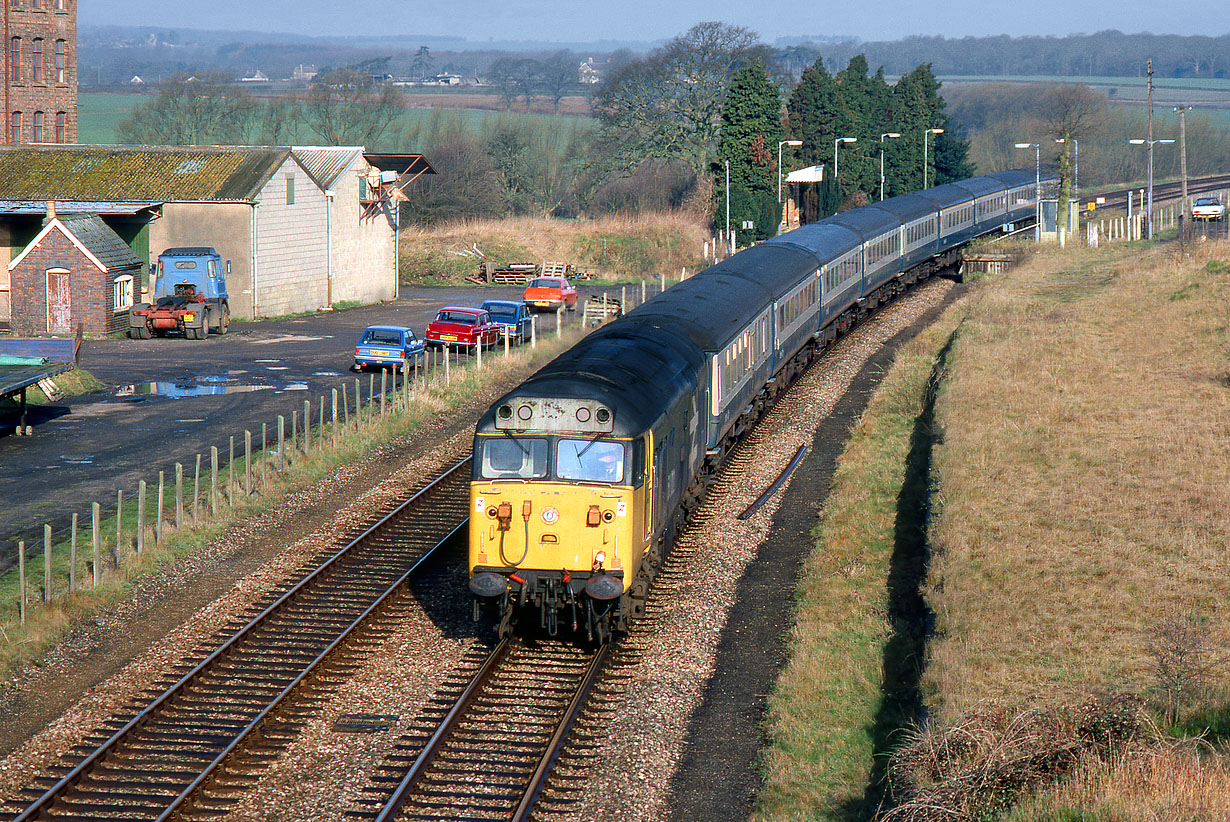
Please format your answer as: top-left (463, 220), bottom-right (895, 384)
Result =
top-left (61, 454), bottom-right (95, 464)
top-left (111, 375), bottom-right (311, 399)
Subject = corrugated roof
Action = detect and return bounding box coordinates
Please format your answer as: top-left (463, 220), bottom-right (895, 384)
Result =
top-left (58, 214), bottom-right (143, 271)
top-left (292, 147), bottom-right (363, 190)
top-left (0, 145), bottom-right (292, 202)
top-left (0, 200), bottom-right (159, 214)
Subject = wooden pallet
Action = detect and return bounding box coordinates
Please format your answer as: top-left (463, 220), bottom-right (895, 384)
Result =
top-left (583, 294), bottom-right (623, 327)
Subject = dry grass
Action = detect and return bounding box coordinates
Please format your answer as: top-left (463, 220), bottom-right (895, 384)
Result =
top-left (926, 240), bottom-right (1230, 718)
top-left (398, 211), bottom-right (711, 283)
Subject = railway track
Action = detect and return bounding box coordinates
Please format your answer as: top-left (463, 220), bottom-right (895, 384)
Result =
top-left (353, 638), bottom-right (609, 821)
top-left (1084, 172), bottom-right (1230, 215)
top-left (0, 458), bottom-right (472, 822)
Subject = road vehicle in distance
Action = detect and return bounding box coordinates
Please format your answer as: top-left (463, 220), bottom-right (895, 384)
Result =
top-left (480, 300), bottom-right (534, 345)
top-left (128, 248), bottom-right (231, 339)
top-left (1191, 196), bottom-right (1225, 221)
top-left (522, 277), bottom-right (577, 312)
top-left (353, 325), bottom-right (425, 371)
top-left (424, 307), bottom-right (501, 349)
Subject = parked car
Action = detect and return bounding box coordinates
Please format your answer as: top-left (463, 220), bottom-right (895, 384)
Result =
top-left (522, 276), bottom-right (577, 312)
top-left (424, 307), bottom-right (502, 349)
top-left (1191, 196), bottom-right (1226, 221)
top-left (481, 299), bottom-right (534, 345)
top-left (353, 325), bottom-right (425, 371)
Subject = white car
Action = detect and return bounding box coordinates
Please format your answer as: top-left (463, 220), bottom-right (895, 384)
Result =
top-left (1191, 196), bottom-right (1225, 221)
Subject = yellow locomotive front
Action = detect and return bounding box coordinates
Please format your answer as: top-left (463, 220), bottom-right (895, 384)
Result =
top-left (469, 396), bottom-right (652, 639)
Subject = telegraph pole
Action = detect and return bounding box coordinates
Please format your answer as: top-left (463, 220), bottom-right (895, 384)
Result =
top-left (1174, 105), bottom-right (1192, 217)
top-left (1146, 59), bottom-right (1155, 239)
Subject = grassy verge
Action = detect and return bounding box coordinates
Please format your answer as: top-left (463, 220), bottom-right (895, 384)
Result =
top-left (754, 301), bottom-right (968, 821)
top-left (398, 212), bottom-right (710, 284)
top-left (0, 331), bottom-right (584, 678)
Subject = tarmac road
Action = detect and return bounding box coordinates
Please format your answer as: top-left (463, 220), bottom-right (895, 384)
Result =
top-left (0, 285), bottom-right (580, 569)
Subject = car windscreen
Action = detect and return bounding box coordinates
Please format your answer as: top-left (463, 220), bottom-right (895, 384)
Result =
top-left (1195, 198), bottom-right (1219, 205)
top-left (361, 330), bottom-right (402, 345)
top-left (435, 311), bottom-right (477, 325)
top-left (480, 436), bottom-right (549, 479)
top-left (527, 279), bottom-right (560, 289)
top-left (486, 308), bottom-right (516, 321)
top-left (555, 439), bottom-right (624, 483)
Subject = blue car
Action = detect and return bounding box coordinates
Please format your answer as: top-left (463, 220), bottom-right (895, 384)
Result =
top-left (480, 300), bottom-right (534, 345)
top-left (353, 325), bottom-right (426, 371)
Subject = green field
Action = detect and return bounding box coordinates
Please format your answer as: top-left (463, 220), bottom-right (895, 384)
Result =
top-left (938, 74), bottom-right (1230, 92)
top-left (78, 92), bottom-right (592, 148)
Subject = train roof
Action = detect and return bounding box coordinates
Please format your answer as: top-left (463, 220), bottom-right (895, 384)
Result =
top-left (478, 320), bottom-right (705, 437)
top-left (950, 175), bottom-right (1006, 198)
top-left (825, 206), bottom-right (901, 240)
top-left (987, 169), bottom-right (1039, 188)
top-left (864, 194), bottom-right (936, 223)
top-left (766, 221), bottom-right (862, 264)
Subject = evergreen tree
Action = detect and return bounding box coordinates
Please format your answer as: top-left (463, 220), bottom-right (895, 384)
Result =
top-left (786, 57), bottom-right (848, 220)
top-left (714, 62), bottom-right (783, 241)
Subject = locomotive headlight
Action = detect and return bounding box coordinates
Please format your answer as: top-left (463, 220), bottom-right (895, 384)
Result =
top-left (595, 550), bottom-right (607, 565)
top-left (541, 507), bottom-right (559, 525)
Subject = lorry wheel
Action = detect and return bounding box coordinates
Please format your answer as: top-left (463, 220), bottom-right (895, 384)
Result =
top-left (130, 325), bottom-right (151, 340)
top-left (217, 306), bottom-right (230, 335)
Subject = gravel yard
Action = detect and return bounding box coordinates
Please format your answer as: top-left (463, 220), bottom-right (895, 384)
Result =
top-left (0, 277), bottom-right (960, 820)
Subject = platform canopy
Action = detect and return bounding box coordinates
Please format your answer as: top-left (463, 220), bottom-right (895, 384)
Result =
top-left (785, 165), bottom-right (825, 183)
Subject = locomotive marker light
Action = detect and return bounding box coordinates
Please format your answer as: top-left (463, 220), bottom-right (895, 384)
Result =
top-left (923, 128), bottom-right (944, 189)
top-left (1128, 138), bottom-right (1175, 240)
top-left (879, 132), bottom-right (900, 201)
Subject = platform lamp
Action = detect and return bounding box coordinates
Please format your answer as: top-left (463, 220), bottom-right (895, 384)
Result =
top-left (879, 132), bottom-right (900, 201)
top-left (778, 139), bottom-right (802, 232)
top-left (922, 128), bottom-right (944, 189)
top-left (1128, 138), bottom-right (1175, 240)
top-left (833, 136), bottom-right (856, 198)
top-left (1014, 142), bottom-right (1041, 240)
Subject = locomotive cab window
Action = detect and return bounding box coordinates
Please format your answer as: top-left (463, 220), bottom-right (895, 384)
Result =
top-left (480, 436), bottom-right (548, 479)
top-left (556, 439), bottom-right (625, 483)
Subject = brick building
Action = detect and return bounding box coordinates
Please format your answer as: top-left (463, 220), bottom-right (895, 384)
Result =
top-left (4, 0), bottom-right (77, 145)
top-left (8, 210), bottom-right (142, 335)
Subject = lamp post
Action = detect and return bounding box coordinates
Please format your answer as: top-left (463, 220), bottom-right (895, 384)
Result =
top-left (1128, 137), bottom-right (1175, 239)
top-left (1054, 137), bottom-right (1078, 196)
top-left (1014, 142), bottom-right (1041, 240)
top-left (777, 139), bottom-right (802, 233)
top-left (724, 159), bottom-right (731, 255)
top-left (922, 128), bottom-right (943, 189)
top-left (879, 132), bottom-right (900, 201)
top-left (1173, 106), bottom-right (1192, 218)
top-left (833, 136), bottom-right (856, 199)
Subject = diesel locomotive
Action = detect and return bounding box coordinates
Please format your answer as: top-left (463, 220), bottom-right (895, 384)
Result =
top-left (469, 169), bottom-right (1056, 640)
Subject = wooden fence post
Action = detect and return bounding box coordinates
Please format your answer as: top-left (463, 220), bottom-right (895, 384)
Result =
top-left (332, 389), bottom-right (338, 448)
top-left (44, 524), bottom-right (52, 602)
top-left (116, 489), bottom-right (124, 557)
top-left (156, 471), bottom-right (164, 545)
top-left (18, 540), bottom-right (26, 624)
top-left (380, 370), bottom-right (387, 417)
top-left (245, 430), bottom-right (252, 494)
top-left (92, 503), bottom-right (100, 587)
top-left (278, 416), bottom-right (285, 473)
top-left (210, 447), bottom-right (219, 516)
top-left (70, 512), bottom-right (78, 592)
top-left (137, 480), bottom-right (146, 555)
top-left (228, 435), bottom-right (235, 503)
top-left (175, 463), bottom-right (184, 529)
top-left (193, 455), bottom-right (201, 524)
top-left (304, 400), bottom-right (312, 455)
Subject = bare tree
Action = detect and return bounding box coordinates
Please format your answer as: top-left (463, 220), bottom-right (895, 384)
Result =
top-left (1037, 84), bottom-right (1107, 229)
top-left (540, 50), bottom-right (577, 115)
top-left (305, 68), bottom-right (403, 146)
top-left (488, 58), bottom-right (520, 111)
top-left (117, 72), bottom-right (251, 146)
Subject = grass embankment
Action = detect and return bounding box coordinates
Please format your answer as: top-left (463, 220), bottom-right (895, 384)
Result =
top-left (0, 330), bottom-right (584, 679)
top-left (398, 212), bottom-right (710, 284)
top-left (757, 240), bottom-right (1230, 820)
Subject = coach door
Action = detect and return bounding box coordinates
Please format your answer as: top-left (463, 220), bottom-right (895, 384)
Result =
top-left (46, 269), bottom-right (71, 334)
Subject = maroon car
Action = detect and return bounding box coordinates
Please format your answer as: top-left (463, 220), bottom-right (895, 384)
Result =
top-left (424, 306), bottom-right (502, 349)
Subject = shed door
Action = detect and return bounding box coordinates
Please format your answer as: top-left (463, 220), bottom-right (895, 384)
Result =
top-left (46, 269), bottom-right (71, 334)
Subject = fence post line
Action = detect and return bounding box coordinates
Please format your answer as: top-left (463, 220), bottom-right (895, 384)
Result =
top-left (353, 378), bottom-right (360, 431)
top-left (210, 447), bottom-right (219, 517)
top-left (445, 345), bottom-right (451, 385)
top-left (342, 386), bottom-right (350, 432)
top-left (156, 471), bottom-right (165, 545)
top-left (304, 400), bottom-right (312, 455)
top-left (380, 369), bottom-right (387, 417)
top-left (70, 512), bottom-right (78, 592)
top-left (318, 396), bottom-right (325, 441)
top-left (261, 423), bottom-right (268, 487)
top-left (531, 316), bottom-right (537, 349)
top-left (193, 455), bottom-right (201, 524)
top-left (92, 503), bottom-right (100, 587)
top-left (332, 389), bottom-right (339, 448)
top-left (175, 463), bottom-right (184, 529)
top-left (278, 416), bottom-right (286, 474)
top-left (477, 339), bottom-right (482, 369)
top-left (245, 430), bottom-right (252, 494)
top-left (291, 410), bottom-right (298, 456)
top-left (18, 540), bottom-right (26, 624)
top-left (368, 374), bottom-right (375, 423)
top-left (228, 436), bottom-right (235, 503)
top-left (137, 480), bottom-right (146, 555)
top-left (44, 524), bottom-right (52, 603)
top-left (116, 489), bottom-right (124, 558)
top-left (556, 306), bottom-right (563, 339)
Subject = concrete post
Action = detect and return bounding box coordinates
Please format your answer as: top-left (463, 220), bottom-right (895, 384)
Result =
top-left (92, 503), bottom-right (100, 587)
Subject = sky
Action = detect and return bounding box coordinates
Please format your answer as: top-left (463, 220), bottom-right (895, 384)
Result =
top-left (83, 0), bottom-right (1230, 45)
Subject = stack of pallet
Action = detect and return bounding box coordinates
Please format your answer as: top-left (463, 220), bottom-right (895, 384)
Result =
top-left (470, 261), bottom-right (591, 284)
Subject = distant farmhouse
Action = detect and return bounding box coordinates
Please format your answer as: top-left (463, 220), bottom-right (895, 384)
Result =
top-left (0, 145), bottom-right (434, 334)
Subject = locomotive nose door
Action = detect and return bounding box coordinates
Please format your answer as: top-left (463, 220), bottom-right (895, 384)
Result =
top-left (643, 431), bottom-right (654, 542)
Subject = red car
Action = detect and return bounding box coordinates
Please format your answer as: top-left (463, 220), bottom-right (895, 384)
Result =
top-left (424, 306), bottom-right (502, 349)
top-left (523, 276), bottom-right (578, 312)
